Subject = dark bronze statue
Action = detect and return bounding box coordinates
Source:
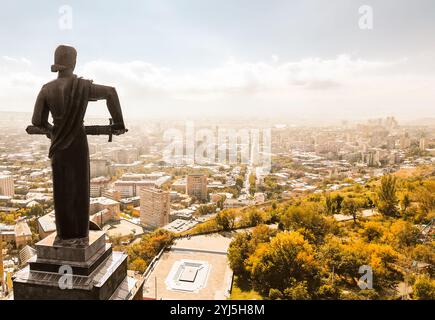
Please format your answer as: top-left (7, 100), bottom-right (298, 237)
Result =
top-left (29, 45), bottom-right (126, 245)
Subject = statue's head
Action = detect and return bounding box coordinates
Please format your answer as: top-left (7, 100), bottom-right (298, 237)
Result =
top-left (51, 45), bottom-right (77, 73)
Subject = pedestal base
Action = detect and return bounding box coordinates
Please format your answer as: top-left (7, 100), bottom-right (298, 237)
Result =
top-left (12, 231), bottom-right (143, 300)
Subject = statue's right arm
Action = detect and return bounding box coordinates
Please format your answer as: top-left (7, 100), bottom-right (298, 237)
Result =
top-left (32, 87), bottom-right (52, 131)
top-left (89, 83), bottom-right (126, 131)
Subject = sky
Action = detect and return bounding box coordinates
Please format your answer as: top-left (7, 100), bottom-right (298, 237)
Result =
top-left (0, 0), bottom-right (434, 121)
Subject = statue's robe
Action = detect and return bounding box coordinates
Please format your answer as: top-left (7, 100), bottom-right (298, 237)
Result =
top-left (33, 76), bottom-right (93, 240)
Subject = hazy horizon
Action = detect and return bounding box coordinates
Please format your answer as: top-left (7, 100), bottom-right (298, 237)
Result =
top-left (1, 0), bottom-right (434, 120)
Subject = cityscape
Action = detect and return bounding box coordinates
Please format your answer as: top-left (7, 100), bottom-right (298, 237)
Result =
top-left (0, 0), bottom-right (434, 306)
top-left (1, 112), bottom-right (433, 300)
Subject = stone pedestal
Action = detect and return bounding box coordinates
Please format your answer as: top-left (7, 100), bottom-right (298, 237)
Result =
top-left (13, 231), bottom-right (144, 300)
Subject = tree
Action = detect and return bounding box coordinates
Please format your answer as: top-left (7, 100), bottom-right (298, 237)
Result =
top-left (228, 232), bottom-right (252, 277)
top-left (325, 193), bottom-right (335, 215)
top-left (361, 221), bottom-right (384, 242)
top-left (316, 284), bottom-right (341, 300)
top-left (29, 204), bottom-right (44, 217)
top-left (280, 204), bottom-right (335, 243)
top-left (400, 193), bottom-right (411, 216)
top-left (412, 243), bottom-right (435, 266)
top-left (320, 237), bottom-right (401, 290)
top-left (390, 220), bottom-right (420, 247)
top-left (268, 288), bottom-right (283, 300)
top-left (333, 194), bottom-right (344, 214)
top-left (243, 208), bottom-right (266, 227)
top-left (342, 198), bottom-right (362, 223)
top-left (129, 258), bottom-right (147, 273)
top-left (412, 275), bottom-right (435, 300)
top-left (246, 231), bottom-right (320, 295)
top-left (283, 281), bottom-right (311, 300)
top-left (215, 209), bottom-right (237, 231)
top-left (376, 175), bottom-right (398, 217)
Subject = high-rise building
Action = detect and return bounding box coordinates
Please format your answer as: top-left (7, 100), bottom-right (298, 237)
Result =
top-left (419, 138), bottom-right (426, 151)
top-left (0, 175), bottom-right (14, 197)
top-left (140, 188), bottom-right (170, 228)
top-left (186, 174), bottom-right (208, 201)
top-left (90, 158), bottom-right (109, 178)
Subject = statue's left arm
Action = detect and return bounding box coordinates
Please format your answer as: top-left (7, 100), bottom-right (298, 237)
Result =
top-left (89, 84), bottom-right (126, 133)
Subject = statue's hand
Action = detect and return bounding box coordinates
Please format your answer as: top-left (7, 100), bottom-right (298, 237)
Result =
top-left (113, 128), bottom-right (127, 135)
top-left (112, 123), bottom-right (127, 135)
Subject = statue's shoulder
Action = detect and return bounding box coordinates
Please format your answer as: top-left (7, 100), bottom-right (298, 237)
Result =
top-left (42, 78), bottom-right (59, 88)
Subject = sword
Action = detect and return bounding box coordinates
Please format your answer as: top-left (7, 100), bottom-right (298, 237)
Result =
top-left (25, 118), bottom-right (127, 142)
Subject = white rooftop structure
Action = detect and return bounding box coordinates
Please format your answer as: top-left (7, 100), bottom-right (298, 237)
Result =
top-left (165, 259), bottom-right (210, 293)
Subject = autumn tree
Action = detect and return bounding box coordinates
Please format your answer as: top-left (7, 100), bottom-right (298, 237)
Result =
top-left (228, 225), bottom-right (275, 280)
top-left (342, 197), bottom-right (363, 223)
top-left (390, 220), bottom-right (420, 247)
top-left (400, 193), bottom-right (411, 216)
top-left (242, 208), bottom-right (266, 227)
top-left (280, 204), bottom-right (335, 243)
top-left (412, 275), bottom-right (435, 300)
top-left (246, 231), bottom-right (320, 295)
top-left (376, 175), bottom-right (398, 217)
top-left (215, 209), bottom-right (237, 231)
top-left (361, 221), bottom-right (384, 242)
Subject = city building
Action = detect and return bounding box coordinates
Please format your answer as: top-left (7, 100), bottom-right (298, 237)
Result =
top-left (140, 188), bottom-right (170, 228)
top-left (187, 174), bottom-right (208, 201)
top-left (14, 221), bottom-right (32, 248)
top-left (37, 212), bottom-right (56, 239)
top-left (419, 137), bottom-right (426, 151)
top-left (0, 175), bottom-right (14, 197)
top-left (90, 176), bottom-right (111, 197)
top-left (89, 197), bottom-right (120, 220)
top-left (171, 178), bottom-right (187, 193)
top-left (113, 173), bottom-right (171, 198)
top-left (90, 158), bottom-right (109, 178)
top-left (102, 189), bottom-right (121, 202)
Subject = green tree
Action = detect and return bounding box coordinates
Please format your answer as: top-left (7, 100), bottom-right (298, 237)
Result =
top-left (333, 194), bottom-right (344, 214)
top-left (400, 193), bottom-right (411, 216)
top-left (342, 198), bottom-right (362, 223)
top-left (29, 204), bottom-right (44, 217)
top-left (412, 275), bottom-right (435, 300)
top-left (228, 232), bottom-right (252, 277)
top-left (376, 175), bottom-right (398, 217)
top-left (283, 281), bottom-right (311, 300)
top-left (325, 193), bottom-right (335, 215)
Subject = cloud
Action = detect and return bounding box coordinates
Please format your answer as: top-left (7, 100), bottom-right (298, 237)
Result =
top-left (0, 54), bottom-right (433, 120)
top-left (2, 56), bottom-right (32, 67)
top-left (79, 54), bottom-right (402, 100)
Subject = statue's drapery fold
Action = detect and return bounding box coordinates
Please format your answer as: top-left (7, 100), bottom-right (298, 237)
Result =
top-left (49, 76), bottom-right (92, 158)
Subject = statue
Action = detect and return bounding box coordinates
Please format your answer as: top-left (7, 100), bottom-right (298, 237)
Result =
top-left (28, 45), bottom-right (126, 245)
